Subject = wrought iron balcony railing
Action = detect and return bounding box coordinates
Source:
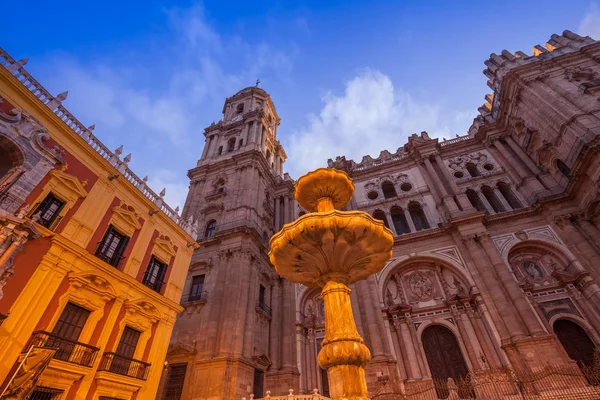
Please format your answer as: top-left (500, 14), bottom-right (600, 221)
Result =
top-left (181, 291), bottom-right (208, 304)
top-left (26, 331), bottom-right (100, 367)
top-left (256, 300), bottom-right (272, 316)
top-left (141, 277), bottom-right (164, 293)
top-left (98, 352), bottom-right (151, 380)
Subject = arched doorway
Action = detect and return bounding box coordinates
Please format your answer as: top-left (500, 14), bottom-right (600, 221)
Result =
top-left (422, 325), bottom-right (471, 398)
top-left (554, 319), bottom-right (596, 368)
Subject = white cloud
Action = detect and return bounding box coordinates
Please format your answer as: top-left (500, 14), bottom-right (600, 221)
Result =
top-left (579, 2), bottom-right (600, 39)
top-left (34, 2), bottom-right (297, 211)
top-left (285, 69), bottom-right (463, 177)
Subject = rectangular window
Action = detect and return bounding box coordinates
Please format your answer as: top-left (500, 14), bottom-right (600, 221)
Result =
top-left (189, 275), bottom-right (205, 301)
top-left (165, 363), bottom-right (188, 400)
top-left (258, 285), bottom-right (266, 304)
top-left (33, 193), bottom-right (65, 229)
top-left (49, 302), bottom-right (90, 362)
top-left (116, 326), bottom-right (141, 358)
top-left (29, 387), bottom-right (63, 400)
top-left (52, 302), bottom-right (90, 341)
top-left (95, 225), bottom-right (129, 267)
top-left (142, 256), bottom-right (168, 293)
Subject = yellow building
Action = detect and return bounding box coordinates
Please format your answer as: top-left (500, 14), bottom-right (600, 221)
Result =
top-left (0, 48), bottom-right (198, 399)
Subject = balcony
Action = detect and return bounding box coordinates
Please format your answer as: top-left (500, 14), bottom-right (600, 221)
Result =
top-left (142, 278), bottom-right (164, 293)
top-left (26, 331), bottom-right (100, 367)
top-left (95, 252), bottom-right (124, 268)
top-left (98, 352), bottom-right (151, 380)
top-left (181, 291), bottom-right (208, 304)
top-left (256, 300), bottom-right (272, 317)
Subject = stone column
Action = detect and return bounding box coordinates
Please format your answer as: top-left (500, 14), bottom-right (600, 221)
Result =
top-left (243, 262), bottom-right (258, 358)
top-left (403, 208), bottom-right (416, 233)
top-left (398, 318), bottom-right (422, 379)
top-left (384, 210), bottom-right (397, 235)
top-left (424, 157), bottom-right (459, 214)
top-left (390, 320), bottom-right (410, 379)
top-left (465, 306), bottom-right (501, 368)
top-left (476, 191), bottom-right (495, 214)
top-left (355, 280), bottom-right (385, 357)
top-left (275, 197), bottom-right (281, 231)
top-left (435, 154), bottom-right (474, 211)
top-left (500, 137), bottom-right (546, 193)
top-left (416, 161), bottom-right (442, 205)
top-left (269, 277), bottom-right (282, 370)
top-left (201, 137), bottom-right (210, 159)
top-left (504, 136), bottom-right (543, 176)
top-left (478, 235), bottom-right (546, 337)
top-left (283, 196), bottom-right (290, 224)
top-left (553, 215), bottom-right (600, 283)
top-left (281, 279), bottom-right (298, 373)
top-left (405, 315), bottom-right (427, 378)
top-left (487, 139), bottom-right (522, 186)
top-left (473, 296), bottom-right (508, 366)
top-left (452, 309), bottom-right (481, 370)
top-left (461, 236), bottom-right (524, 340)
top-left (493, 187), bottom-right (512, 211)
top-left (574, 217), bottom-right (600, 253)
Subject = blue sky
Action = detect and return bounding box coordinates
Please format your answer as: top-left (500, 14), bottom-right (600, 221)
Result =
top-left (3, 1), bottom-right (599, 209)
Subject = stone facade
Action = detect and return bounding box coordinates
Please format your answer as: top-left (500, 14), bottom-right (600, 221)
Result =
top-left (164, 30), bottom-right (600, 399)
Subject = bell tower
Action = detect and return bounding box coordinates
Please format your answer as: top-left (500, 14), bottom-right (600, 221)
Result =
top-left (165, 86), bottom-right (299, 400)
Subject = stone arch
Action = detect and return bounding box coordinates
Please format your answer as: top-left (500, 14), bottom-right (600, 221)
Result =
top-left (407, 201), bottom-right (430, 231)
top-left (378, 255), bottom-right (474, 305)
top-left (419, 323), bottom-right (473, 397)
top-left (416, 321), bottom-right (471, 370)
top-left (506, 239), bottom-right (574, 283)
top-left (552, 318), bottom-right (597, 367)
top-left (0, 134), bottom-right (24, 181)
top-left (585, 199), bottom-right (600, 220)
top-left (501, 238), bottom-right (579, 270)
top-left (297, 286), bottom-right (324, 326)
top-left (549, 313), bottom-right (600, 345)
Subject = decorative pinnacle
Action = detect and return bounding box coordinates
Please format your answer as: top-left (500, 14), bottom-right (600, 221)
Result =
top-left (123, 153), bottom-right (131, 163)
top-left (159, 188), bottom-right (166, 197)
top-left (18, 58), bottom-right (29, 66)
top-left (88, 124), bottom-right (95, 131)
top-left (56, 91), bottom-right (69, 101)
top-left (114, 145), bottom-right (123, 155)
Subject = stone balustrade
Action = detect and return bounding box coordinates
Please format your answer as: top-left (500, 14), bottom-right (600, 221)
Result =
top-left (242, 389), bottom-right (330, 400)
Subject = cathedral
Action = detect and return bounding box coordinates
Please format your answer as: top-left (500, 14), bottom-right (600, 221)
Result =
top-left (160, 29), bottom-right (600, 399)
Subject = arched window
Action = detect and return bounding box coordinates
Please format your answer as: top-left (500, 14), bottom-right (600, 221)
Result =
top-left (409, 203), bottom-right (430, 231)
top-left (266, 149), bottom-right (271, 160)
top-left (238, 138), bottom-right (244, 148)
top-left (372, 210), bottom-right (390, 229)
top-left (497, 182), bottom-right (521, 209)
top-left (465, 163), bottom-right (480, 177)
top-left (217, 146), bottom-right (223, 156)
top-left (236, 103), bottom-right (244, 114)
top-left (390, 206), bottom-right (410, 235)
top-left (205, 220), bottom-right (217, 237)
top-left (557, 159), bottom-right (570, 178)
top-left (381, 181), bottom-right (397, 199)
top-left (227, 138), bottom-right (236, 152)
top-left (481, 185), bottom-right (505, 213)
top-left (466, 189), bottom-right (486, 212)
top-left (0, 136), bottom-right (24, 183)
top-left (553, 319), bottom-right (596, 368)
top-left (422, 325), bottom-right (471, 399)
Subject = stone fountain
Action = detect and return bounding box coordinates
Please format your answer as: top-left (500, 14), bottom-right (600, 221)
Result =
top-left (269, 168), bottom-right (394, 400)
